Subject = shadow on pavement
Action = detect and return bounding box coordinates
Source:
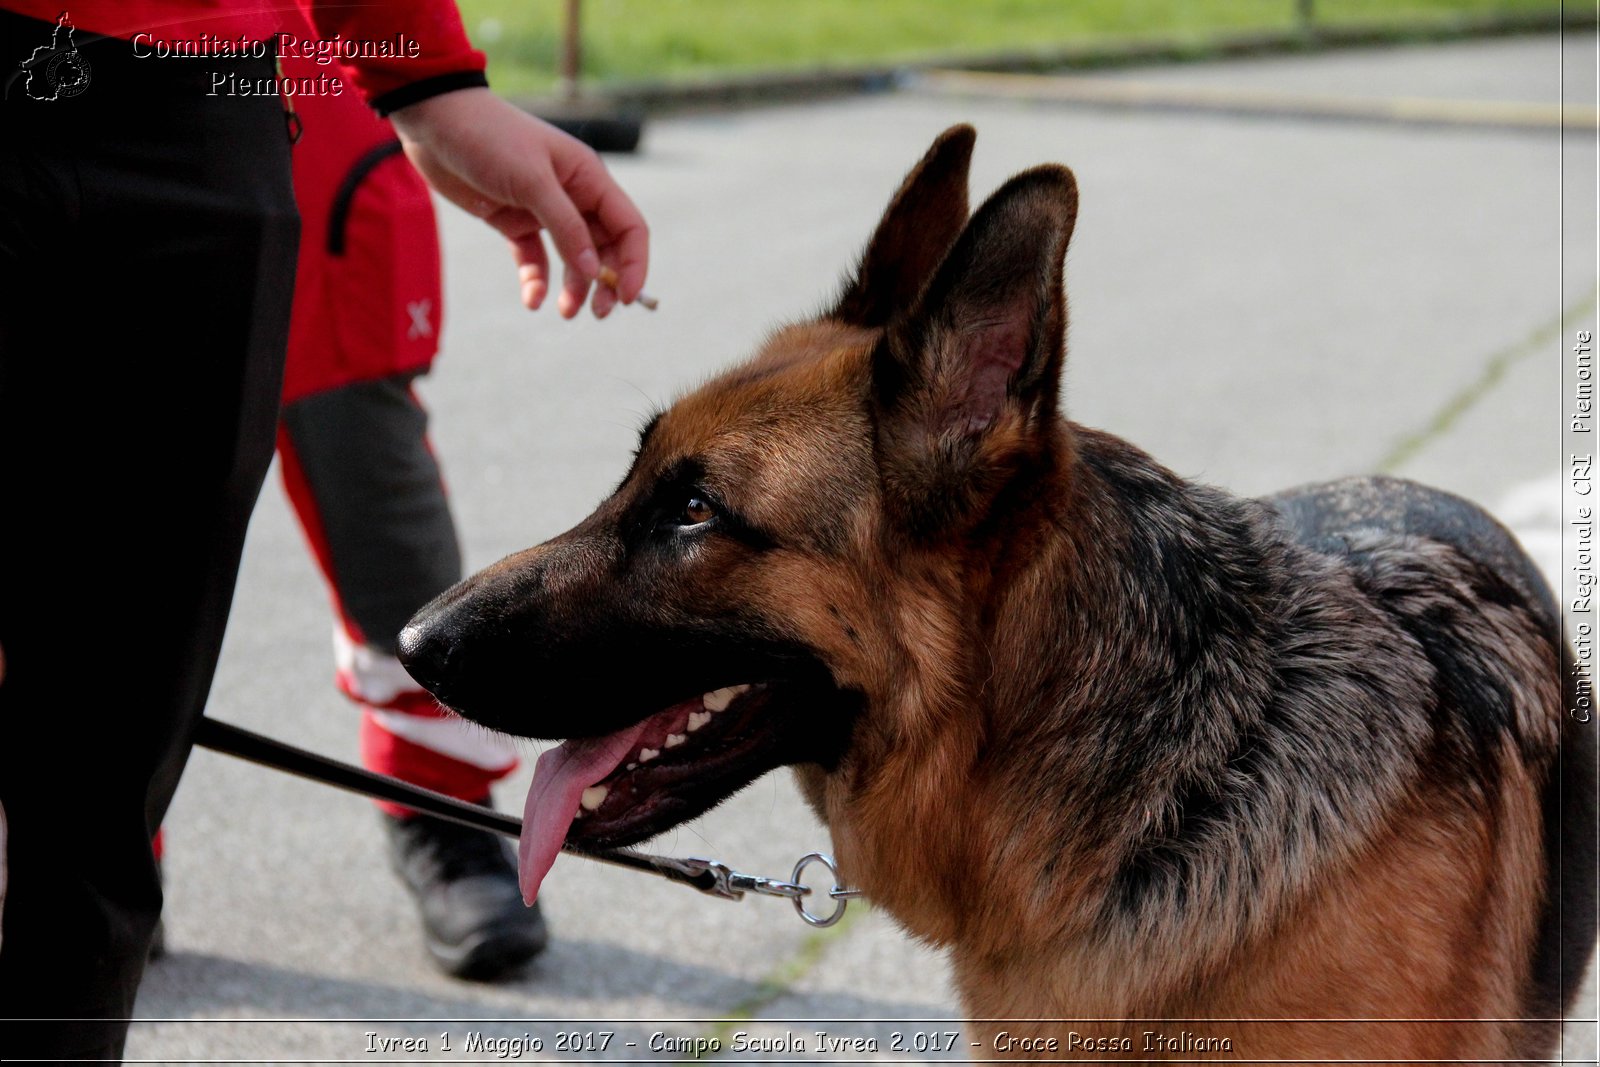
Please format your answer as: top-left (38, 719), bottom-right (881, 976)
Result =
top-left (137, 940), bottom-right (951, 1023)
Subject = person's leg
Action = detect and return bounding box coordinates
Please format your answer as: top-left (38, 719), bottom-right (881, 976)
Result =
top-left (277, 373), bottom-right (521, 803)
top-left (273, 67), bottom-right (544, 978)
top-left (277, 376), bottom-right (544, 978)
top-left (0, 17), bottom-right (297, 1057)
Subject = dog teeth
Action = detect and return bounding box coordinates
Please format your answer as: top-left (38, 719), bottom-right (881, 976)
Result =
top-left (625, 762), bottom-right (638, 771)
top-left (639, 748), bottom-right (659, 763)
top-left (687, 711), bottom-right (711, 732)
top-left (665, 733), bottom-right (687, 748)
top-left (580, 786), bottom-right (608, 811)
top-left (702, 684), bottom-right (751, 712)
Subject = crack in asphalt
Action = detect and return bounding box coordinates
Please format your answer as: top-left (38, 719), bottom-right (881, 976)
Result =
top-left (1379, 289), bottom-right (1598, 474)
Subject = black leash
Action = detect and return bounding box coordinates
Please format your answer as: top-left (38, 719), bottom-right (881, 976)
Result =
top-left (191, 717), bottom-right (860, 925)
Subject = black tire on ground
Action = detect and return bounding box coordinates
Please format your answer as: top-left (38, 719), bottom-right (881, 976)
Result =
top-left (539, 115), bottom-right (644, 154)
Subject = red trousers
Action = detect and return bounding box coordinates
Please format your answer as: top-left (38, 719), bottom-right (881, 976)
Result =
top-left (276, 53), bottom-right (517, 811)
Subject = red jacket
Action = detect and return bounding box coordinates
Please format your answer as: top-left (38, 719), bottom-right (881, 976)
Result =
top-left (1, 1), bottom-right (485, 110)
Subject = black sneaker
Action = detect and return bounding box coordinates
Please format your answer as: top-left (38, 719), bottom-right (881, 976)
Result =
top-left (382, 804), bottom-right (549, 980)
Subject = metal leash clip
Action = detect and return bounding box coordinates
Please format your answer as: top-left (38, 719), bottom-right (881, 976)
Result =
top-left (678, 851), bottom-right (863, 928)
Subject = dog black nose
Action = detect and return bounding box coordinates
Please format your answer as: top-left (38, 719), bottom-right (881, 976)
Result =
top-left (396, 620), bottom-right (456, 693)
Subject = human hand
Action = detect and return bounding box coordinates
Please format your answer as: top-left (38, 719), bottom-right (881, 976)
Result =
top-left (389, 88), bottom-right (649, 318)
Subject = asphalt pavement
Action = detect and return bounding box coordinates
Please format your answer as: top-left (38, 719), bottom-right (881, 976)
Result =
top-left (129, 32), bottom-right (1597, 1063)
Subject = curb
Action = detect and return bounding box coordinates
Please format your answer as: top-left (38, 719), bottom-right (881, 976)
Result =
top-left (915, 68), bottom-right (1600, 132)
top-left (510, 9), bottom-right (1598, 117)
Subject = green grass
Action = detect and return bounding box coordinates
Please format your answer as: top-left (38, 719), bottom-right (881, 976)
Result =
top-left (457, 0), bottom-right (1566, 96)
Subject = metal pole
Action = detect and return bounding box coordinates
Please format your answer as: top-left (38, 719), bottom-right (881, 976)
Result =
top-left (560, 0), bottom-right (582, 101)
top-left (1297, 0), bottom-right (1315, 31)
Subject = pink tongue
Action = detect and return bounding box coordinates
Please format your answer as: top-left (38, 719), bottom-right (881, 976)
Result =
top-left (518, 721), bottom-right (650, 904)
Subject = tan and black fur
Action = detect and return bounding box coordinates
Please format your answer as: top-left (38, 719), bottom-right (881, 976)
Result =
top-left (399, 127), bottom-right (1597, 1061)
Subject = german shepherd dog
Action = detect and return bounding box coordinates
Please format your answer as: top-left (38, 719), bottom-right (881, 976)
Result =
top-left (399, 127), bottom-right (1597, 1061)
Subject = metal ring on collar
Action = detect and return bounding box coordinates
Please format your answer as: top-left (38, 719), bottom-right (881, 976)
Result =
top-left (791, 852), bottom-right (863, 928)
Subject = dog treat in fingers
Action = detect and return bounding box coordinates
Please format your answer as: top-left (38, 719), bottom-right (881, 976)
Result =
top-left (597, 265), bottom-right (658, 311)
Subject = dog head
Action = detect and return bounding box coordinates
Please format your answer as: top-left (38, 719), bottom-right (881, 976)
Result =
top-left (398, 126), bottom-right (1079, 900)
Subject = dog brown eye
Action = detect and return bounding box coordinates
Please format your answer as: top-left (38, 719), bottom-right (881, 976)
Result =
top-left (680, 496), bottom-right (715, 526)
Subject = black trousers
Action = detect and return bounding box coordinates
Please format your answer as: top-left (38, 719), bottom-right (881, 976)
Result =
top-left (279, 376), bottom-right (463, 657)
top-left (0, 14), bottom-right (299, 1059)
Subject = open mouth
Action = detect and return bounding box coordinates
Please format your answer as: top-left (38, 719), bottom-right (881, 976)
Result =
top-left (518, 682), bottom-right (781, 903)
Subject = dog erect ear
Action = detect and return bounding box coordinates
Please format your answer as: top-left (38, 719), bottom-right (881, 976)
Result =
top-left (831, 124), bottom-right (975, 328)
top-left (872, 165), bottom-right (1078, 531)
